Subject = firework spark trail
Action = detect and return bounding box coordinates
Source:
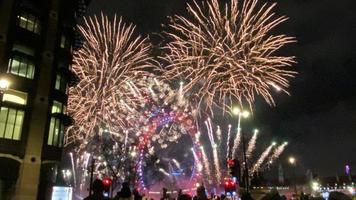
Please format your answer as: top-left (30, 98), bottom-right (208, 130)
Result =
top-left (204, 119), bottom-right (221, 182)
top-left (161, 0), bottom-right (296, 113)
top-left (65, 13), bottom-right (155, 145)
top-left (191, 148), bottom-right (199, 162)
top-left (207, 119), bottom-right (222, 182)
top-left (178, 81), bottom-right (184, 105)
top-left (84, 152), bottom-right (90, 170)
top-left (69, 152), bottom-right (77, 186)
top-left (216, 126), bottom-right (222, 143)
top-left (159, 168), bottom-right (171, 177)
top-left (205, 119), bottom-right (215, 146)
top-left (226, 124), bottom-right (232, 159)
top-left (172, 159), bottom-right (181, 169)
top-left (251, 143), bottom-right (275, 173)
top-left (246, 130), bottom-right (258, 159)
top-left (199, 124), bottom-right (287, 186)
top-left (268, 142), bottom-right (288, 165)
top-left (212, 145), bottom-right (222, 183)
top-left (124, 130), bottom-right (129, 153)
top-left (201, 147), bottom-right (213, 184)
top-left (231, 128), bottom-right (241, 158)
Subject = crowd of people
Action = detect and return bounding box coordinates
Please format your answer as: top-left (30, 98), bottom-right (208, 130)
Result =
top-left (83, 179), bottom-right (226, 200)
top-left (83, 179), bottom-right (353, 200)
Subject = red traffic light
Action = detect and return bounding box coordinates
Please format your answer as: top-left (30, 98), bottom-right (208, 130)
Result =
top-left (223, 178), bottom-right (236, 193)
top-left (102, 178), bottom-right (112, 186)
top-left (227, 159), bottom-right (235, 167)
top-left (224, 178), bottom-right (235, 186)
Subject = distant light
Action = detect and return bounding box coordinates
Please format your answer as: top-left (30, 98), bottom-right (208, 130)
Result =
top-left (322, 192), bottom-right (330, 199)
top-left (348, 186), bottom-right (355, 195)
top-left (311, 181), bottom-right (320, 191)
top-left (65, 170), bottom-right (71, 177)
top-left (284, 141), bottom-right (288, 145)
top-left (0, 79), bottom-right (10, 93)
top-left (272, 141), bottom-right (277, 146)
top-left (197, 164), bottom-right (203, 172)
top-left (254, 129), bottom-right (259, 134)
top-left (179, 81), bottom-right (184, 86)
top-left (288, 157), bottom-right (296, 165)
top-left (232, 107), bottom-right (241, 115)
top-left (345, 165), bottom-right (351, 175)
top-left (242, 111), bottom-right (250, 118)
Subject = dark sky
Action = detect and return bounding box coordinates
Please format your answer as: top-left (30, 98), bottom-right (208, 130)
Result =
top-left (87, 0), bottom-right (356, 177)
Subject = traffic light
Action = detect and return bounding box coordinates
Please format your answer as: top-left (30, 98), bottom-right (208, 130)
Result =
top-left (223, 178), bottom-right (236, 194)
top-left (102, 177), bottom-right (112, 193)
top-left (228, 159), bottom-right (241, 178)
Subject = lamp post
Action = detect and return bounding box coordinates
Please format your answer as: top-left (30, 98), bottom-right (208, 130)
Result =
top-left (241, 131), bottom-right (249, 193)
top-left (288, 156), bottom-right (297, 197)
top-left (232, 107), bottom-right (250, 193)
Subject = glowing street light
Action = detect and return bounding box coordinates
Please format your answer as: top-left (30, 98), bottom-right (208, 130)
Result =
top-left (289, 156), bottom-right (298, 196)
top-left (311, 181), bottom-right (320, 191)
top-left (231, 107), bottom-right (250, 136)
top-left (232, 107), bottom-right (241, 115)
top-left (289, 157), bottom-right (296, 165)
top-left (0, 78), bottom-right (10, 107)
top-left (0, 79), bottom-right (10, 94)
top-left (232, 106), bottom-right (251, 193)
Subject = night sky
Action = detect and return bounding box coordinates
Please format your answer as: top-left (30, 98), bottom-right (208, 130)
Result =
top-left (87, 0), bottom-right (356, 177)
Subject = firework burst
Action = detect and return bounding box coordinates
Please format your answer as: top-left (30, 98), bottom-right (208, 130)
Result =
top-left (66, 14), bottom-right (154, 145)
top-left (161, 0), bottom-right (296, 113)
top-left (200, 123), bottom-right (287, 186)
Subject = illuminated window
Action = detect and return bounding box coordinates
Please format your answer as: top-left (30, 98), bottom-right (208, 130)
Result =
top-left (2, 89), bottom-right (28, 105)
top-left (60, 35), bottom-right (66, 48)
top-left (47, 117), bottom-right (64, 147)
top-left (0, 107), bottom-right (24, 140)
top-left (17, 13), bottom-right (41, 34)
top-left (52, 100), bottom-right (66, 114)
top-left (55, 74), bottom-right (67, 92)
top-left (8, 55), bottom-right (35, 79)
top-left (8, 44), bottom-right (36, 79)
top-left (51, 101), bottom-right (62, 113)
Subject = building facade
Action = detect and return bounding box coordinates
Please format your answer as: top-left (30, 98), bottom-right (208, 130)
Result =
top-left (0, 0), bottom-right (89, 199)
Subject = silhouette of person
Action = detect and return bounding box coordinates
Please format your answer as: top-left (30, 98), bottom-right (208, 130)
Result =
top-left (84, 179), bottom-right (106, 200)
top-left (133, 188), bottom-right (143, 200)
top-left (196, 185), bottom-right (208, 200)
top-left (115, 182), bottom-right (132, 200)
top-left (161, 187), bottom-right (170, 200)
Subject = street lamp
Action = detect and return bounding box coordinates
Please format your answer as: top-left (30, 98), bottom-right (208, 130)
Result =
top-left (289, 157), bottom-right (296, 165)
top-left (0, 78), bottom-right (10, 108)
top-left (231, 107), bottom-right (250, 144)
top-left (232, 106), bottom-right (250, 193)
top-left (288, 156), bottom-right (297, 197)
top-left (0, 79), bottom-right (10, 93)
